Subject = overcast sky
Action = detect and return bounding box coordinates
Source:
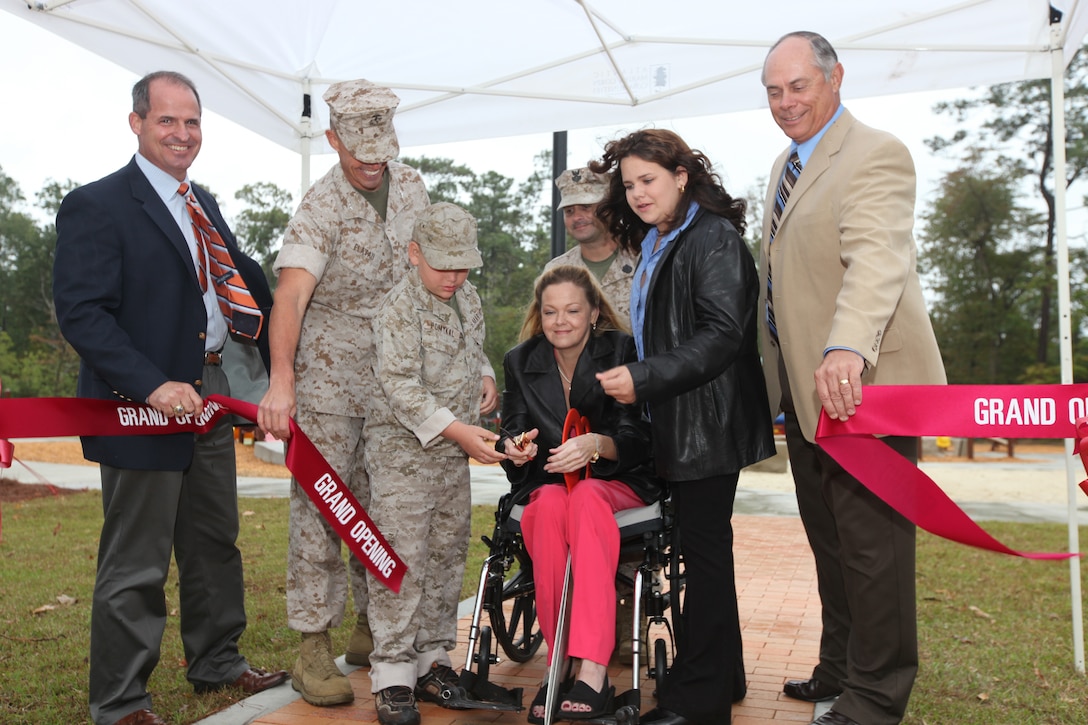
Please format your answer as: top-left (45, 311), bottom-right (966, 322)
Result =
top-left (0, 10), bottom-right (1023, 232)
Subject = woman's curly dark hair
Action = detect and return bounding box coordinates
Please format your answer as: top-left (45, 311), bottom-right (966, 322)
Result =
top-left (588, 128), bottom-right (746, 254)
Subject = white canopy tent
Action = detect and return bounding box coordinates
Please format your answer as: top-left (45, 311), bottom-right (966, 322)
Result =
top-left (4, 0), bottom-right (1087, 670)
top-left (2, 1), bottom-right (1085, 184)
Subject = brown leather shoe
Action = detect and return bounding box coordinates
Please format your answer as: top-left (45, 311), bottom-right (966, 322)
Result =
top-left (114, 709), bottom-right (168, 725)
top-left (230, 667), bottom-right (289, 694)
top-left (195, 666), bottom-right (289, 694)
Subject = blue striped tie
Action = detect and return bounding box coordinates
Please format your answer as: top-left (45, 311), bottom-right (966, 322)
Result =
top-left (767, 150), bottom-right (801, 342)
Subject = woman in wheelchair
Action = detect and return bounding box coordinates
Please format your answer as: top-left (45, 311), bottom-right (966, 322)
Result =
top-left (498, 265), bottom-right (663, 723)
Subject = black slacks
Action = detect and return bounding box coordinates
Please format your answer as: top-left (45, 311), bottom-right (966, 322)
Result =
top-left (658, 473), bottom-right (744, 724)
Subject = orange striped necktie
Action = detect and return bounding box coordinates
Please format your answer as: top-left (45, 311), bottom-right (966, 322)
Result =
top-left (178, 183), bottom-right (264, 340)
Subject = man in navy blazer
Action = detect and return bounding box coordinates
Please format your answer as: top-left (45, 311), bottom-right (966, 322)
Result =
top-left (53, 71), bottom-right (284, 725)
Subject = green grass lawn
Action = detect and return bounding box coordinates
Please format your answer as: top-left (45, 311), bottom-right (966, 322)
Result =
top-left (1, 491), bottom-right (1086, 722)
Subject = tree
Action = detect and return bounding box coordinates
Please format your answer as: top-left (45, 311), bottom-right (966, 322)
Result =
top-left (918, 160), bottom-right (1046, 383)
top-left (402, 156), bottom-right (476, 204)
top-left (0, 169), bottom-right (79, 396)
top-left (466, 153), bottom-right (552, 382)
top-left (232, 182), bottom-right (294, 289)
top-left (741, 178), bottom-right (767, 262)
top-left (926, 45), bottom-right (1088, 365)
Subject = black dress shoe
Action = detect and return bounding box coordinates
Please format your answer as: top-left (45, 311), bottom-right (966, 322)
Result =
top-left (783, 677), bottom-right (842, 702)
top-left (639, 707), bottom-right (695, 724)
top-left (810, 710), bottom-right (861, 725)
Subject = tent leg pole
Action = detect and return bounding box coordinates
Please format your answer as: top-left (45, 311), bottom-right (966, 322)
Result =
top-left (1050, 22), bottom-right (1084, 675)
top-left (550, 131), bottom-right (568, 259)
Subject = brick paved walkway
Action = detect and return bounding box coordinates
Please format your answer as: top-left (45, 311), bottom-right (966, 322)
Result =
top-left (245, 514), bottom-right (820, 725)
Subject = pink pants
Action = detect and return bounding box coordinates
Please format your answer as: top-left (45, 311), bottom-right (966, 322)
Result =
top-left (520, 479), bottom-right (645, 666)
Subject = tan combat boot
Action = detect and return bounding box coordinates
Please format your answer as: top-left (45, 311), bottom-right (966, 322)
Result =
top-left (344, 611), bottom-right (374, 666)
top-left (291, 631), bottom-right (354, 706)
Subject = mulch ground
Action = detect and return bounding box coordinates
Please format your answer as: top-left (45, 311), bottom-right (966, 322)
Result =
top-left (0, 479), bottom-right (84, 503)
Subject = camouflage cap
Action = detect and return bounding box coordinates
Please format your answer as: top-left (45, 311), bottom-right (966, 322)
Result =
top-left (414, 202), bottom-right (483, 270)
top-left (555, 167), bottom-right (610, 209)
top-left (324, 79), bottom-right (400, 163)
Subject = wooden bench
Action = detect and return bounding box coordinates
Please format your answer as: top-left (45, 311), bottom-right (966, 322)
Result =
top-left (918, 437), bottom-right (1016, 461)
top-left (965, 437), bottom-right (1015, 459)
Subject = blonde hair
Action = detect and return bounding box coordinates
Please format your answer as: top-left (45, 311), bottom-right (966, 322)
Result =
top-left (518, 265), bottom-right (628, 342)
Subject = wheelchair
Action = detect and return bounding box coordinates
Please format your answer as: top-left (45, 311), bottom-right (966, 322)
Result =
top-left (456, 490), bottom-right (684, 725)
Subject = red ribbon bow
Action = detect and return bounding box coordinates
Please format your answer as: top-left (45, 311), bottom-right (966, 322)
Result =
top-left (561, 407), bottom-right (592, 491)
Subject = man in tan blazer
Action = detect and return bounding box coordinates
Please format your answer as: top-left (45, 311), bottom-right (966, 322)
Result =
top-left (758, 31), bottom-right (946, 725)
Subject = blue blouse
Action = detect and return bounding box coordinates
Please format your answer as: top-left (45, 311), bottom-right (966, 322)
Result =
top-left (629, 201), bottom-right (701, 361)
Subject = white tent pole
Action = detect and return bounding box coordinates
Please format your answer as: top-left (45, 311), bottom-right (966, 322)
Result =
top-left (300, 132), bottom-right (311, 203)
top-left (1050, 19), bottom-right (1085, 675)
top-left (300, 79), bottom-right (312, 200)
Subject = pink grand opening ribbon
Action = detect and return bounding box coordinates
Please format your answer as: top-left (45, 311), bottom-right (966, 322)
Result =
top-left (0, 394), bottom-right (406, 592)
top-left (815, 384), bottom-right (1088, 560)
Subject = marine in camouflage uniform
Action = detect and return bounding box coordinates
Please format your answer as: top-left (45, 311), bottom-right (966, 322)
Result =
top-left (258, 79), bottom-right (430, 707)
top-left (364, 203), bottom-right (503, 723)
top-left (544, 166), bottom-right (638, 322)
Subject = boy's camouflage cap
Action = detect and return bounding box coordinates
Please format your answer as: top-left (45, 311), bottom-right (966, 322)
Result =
top-left (414, 202), bottom-right (483, 269)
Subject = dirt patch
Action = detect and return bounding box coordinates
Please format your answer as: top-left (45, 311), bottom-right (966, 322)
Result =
top-left (0, 479), bottom-right (84, 503)
top-left (7, 438), bottom-right (289, 477)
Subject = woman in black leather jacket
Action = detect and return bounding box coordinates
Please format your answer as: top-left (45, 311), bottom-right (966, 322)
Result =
top-left (498, 265), bottom-right (662, 723)
top-left (594, 129), bottom-right (775, 725)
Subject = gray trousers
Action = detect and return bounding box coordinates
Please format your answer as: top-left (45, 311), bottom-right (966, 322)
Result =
top-left (779, 353), bottom-right (918, 725)
top-left (90, 365), bottom-right (249, 724)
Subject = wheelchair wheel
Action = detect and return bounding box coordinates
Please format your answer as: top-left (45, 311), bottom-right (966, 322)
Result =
top-left (653, 637), bottom-right (668, 696)
top-left (487, 555), bottom-right (543, 662)
top-left (474, 626), bottom-right (493, 682)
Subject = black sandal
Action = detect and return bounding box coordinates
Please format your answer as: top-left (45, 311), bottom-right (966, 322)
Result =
top-left (558, 677), bottom-right (614, 720)
top-left (527, 683), bottom-right (548, 725)
top-left (527, 675), bottom-right (574, 725)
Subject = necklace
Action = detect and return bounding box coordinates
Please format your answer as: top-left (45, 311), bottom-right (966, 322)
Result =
top-left (556, 364), bottom-right (573, 391)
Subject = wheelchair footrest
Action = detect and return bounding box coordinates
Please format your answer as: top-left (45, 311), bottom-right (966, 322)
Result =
top-left (443, 668), bottom-right (523, 711)
top-left (613, 688), bottom-right (641, 708)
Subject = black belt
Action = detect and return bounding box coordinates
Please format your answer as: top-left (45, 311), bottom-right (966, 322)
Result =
top-left (204, 350), bottom-right (223, 366)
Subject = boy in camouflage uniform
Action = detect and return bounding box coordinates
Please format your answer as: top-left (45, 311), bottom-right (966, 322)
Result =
top-left (364, 202), bottom-right (507, 725)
